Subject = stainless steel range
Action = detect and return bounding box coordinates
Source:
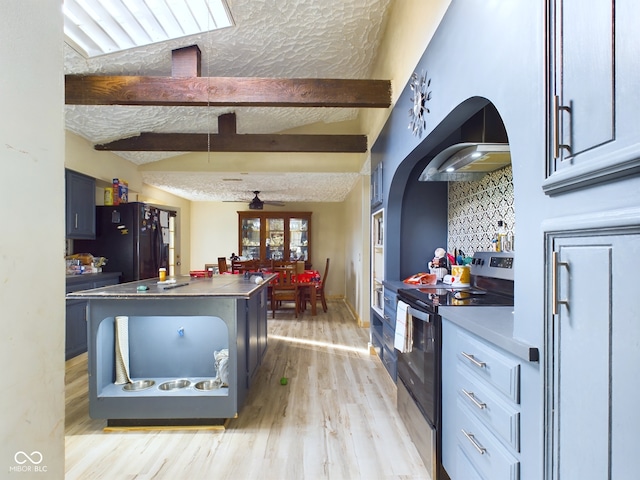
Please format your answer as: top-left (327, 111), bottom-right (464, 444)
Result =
top-left (395, 251), bottom-right (515, 480)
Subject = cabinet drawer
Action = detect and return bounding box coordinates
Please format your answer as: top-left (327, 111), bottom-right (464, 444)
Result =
top-left (383, 292), bottom-right (397, 329)
top-left (456, 445), bottom-right (484, 480)
top-left (383, 290), bottom-right (397, 310)
top-left (370, 330), bottom-right (383, 358)
top-left (66, 281), bottom-right (93, 294)
top-left (456, 399), bottom-right (519, 480)
top-left (93, 278), bottom-right (119, 289)
top-left (381, 345), bottom-right (397, 380)
top-left (382, 321), bottom-right (395, 352)
top-left (457, 365), bottom-right (520, 451)
top-left (456, 330), bottom-right (520, 403)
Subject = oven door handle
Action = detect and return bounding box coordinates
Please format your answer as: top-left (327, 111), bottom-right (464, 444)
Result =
top-left (407, 305), bottom-right (431, 322)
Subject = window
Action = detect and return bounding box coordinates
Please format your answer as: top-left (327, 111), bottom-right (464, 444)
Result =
top-left (64, 0), bottom-right (234, 58)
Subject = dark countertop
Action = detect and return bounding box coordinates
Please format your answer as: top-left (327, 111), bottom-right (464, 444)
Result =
top-left (66, 273), bottom-right (277, 299)
top-left (384, 279), bottom-right (538, 362)
top-left (382, 279), bottom-right (423, 292)
top-left (439, 306), bottom-right (539, 363)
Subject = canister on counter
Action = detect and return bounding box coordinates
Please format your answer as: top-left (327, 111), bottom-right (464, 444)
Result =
top-left (159, 268), bottom-right (167, 282)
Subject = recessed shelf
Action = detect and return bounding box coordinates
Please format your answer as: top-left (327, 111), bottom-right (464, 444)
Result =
top-left (100, 377), bottom-right (229, 398)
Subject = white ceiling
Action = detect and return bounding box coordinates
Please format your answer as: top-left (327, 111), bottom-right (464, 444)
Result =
top-left (64, 0), bottom-right (394, 203)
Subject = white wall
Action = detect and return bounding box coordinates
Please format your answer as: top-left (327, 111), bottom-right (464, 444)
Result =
top-left (1, 1), bottom-right (66, 477)
top-left (190, 202), bottom-right (346, 298)
top-left (343, 174), bottom-right (370, 325)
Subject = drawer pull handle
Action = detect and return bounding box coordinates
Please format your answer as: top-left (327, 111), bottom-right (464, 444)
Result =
top-left (461, 351), bottom-right (486, 368)
top-left (462, 429), bottom-right (487, 455)
top-left (462, 389), bottom-right (486, 409)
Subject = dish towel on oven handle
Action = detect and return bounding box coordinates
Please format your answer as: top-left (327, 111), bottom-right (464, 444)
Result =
top-left (394, 300), bottom-right (413, 353)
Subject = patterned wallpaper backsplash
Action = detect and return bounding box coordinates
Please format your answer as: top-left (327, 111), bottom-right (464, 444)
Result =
top-left (447, 165), bottom-right (515, 255)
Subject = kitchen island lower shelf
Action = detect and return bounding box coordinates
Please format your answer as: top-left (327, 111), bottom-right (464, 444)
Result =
top-left (67, 275), bottom-right (273, 426)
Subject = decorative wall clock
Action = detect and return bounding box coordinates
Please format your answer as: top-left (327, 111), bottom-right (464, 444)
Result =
top-left (408, 71), bottom-right (432, 137)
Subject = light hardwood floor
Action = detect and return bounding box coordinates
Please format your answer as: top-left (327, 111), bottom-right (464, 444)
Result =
top-left (65, 300), bottom-right (430, 479)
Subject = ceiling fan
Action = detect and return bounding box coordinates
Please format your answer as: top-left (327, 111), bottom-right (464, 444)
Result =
top-left (248, 191), bottom-right (285, 210)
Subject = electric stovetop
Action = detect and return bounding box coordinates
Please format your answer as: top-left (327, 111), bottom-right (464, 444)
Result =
top-left (398, 252), bottom-right (516, 310)
top-left (399, 284), bottom-right (514, 308)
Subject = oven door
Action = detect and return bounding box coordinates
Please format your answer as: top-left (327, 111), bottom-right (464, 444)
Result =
top-left (396, 303), bottom-right (440, 428)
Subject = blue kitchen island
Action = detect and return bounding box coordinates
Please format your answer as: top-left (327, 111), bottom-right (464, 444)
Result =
top-left (66, 274), bottom-right (274, 426)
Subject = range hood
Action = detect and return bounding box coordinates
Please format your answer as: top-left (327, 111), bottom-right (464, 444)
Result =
top-left (419, 105), bottom-right (511, 182)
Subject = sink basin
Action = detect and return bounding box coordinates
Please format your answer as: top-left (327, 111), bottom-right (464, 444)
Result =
top-left (158, 379), bottom-right (191, 391)
top-left (122, 379), bottom-right (155, 391)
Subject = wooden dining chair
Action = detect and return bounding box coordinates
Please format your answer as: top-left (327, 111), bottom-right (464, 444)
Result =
top-left (317, 257), bottom-right (329, 312)
top-left (218, 257), bottom-right (229, 274)
top-left (271, 268), bottom-right (300, 318)
top-left (301, 257), bottom-right (329, 313)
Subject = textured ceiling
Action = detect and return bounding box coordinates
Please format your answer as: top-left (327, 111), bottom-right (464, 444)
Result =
top-left (64, 0), bottom-right (393, 203)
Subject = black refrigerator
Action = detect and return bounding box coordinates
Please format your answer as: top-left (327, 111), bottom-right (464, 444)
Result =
top-left (75, 202), bottom-right (174, 283)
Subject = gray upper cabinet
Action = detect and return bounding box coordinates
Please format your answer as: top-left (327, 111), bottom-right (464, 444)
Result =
top-left (545, 0), bottom-right (640, 194)
top-left (65, 169), bottom-right (96, 239)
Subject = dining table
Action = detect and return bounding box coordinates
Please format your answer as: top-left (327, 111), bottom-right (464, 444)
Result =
top-left (267, 266), bottom-right (321, 316)
top-left (292, 270), bottom-right (321, 316)
top-left (212, 264), bottom-right (321, 315)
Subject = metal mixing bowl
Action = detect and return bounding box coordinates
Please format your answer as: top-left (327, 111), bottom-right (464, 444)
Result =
top-left (158, 379), bottom-right (191, 391)
top-left (194, 379), bottom-right (220, 391)
top-left (122, 379), bottom-right (155, 391)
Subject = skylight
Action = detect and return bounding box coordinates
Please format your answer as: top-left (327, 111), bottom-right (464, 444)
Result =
top-left (63, 0), bottom-right (234, 58)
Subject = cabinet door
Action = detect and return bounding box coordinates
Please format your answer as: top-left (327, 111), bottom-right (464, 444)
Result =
top-left (240, 216), bottom-right (261, 259)
top-left (257, 287), bottom-right (268, 361)
top-left (547, 231), bottom-right (640, 479)
top-left (266, 217), bottom-right (285, 261)
top-left (238, 212), bottom-right (312, 266)
top-left (65, 299), bottom-right (88, 360)
top-left (65, 169), bottom-right (96, 239)
top-left (288, 217), bottom-right (309, 261)
top-left (545, 0), bottom-right (640, 194)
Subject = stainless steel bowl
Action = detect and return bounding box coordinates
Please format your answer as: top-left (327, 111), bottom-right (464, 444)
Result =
top-left (158, 379), bottom-right (191, 391)
top-left (194, 379), bottom-right (220, 391)
top-left (122, 379), bottom-right (155, 391)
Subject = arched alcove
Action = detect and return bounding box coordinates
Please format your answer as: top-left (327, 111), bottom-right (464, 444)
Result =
top-left (385, 97), bottom-right (513, 280)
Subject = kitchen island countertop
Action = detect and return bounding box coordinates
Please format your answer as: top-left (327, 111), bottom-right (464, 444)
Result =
top-left (66, 273), bottom-right (276, 299)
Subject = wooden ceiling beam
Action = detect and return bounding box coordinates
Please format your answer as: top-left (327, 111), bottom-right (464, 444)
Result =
top-left (95, 132), bottom-right (367, 153)
top-left (65, 75), bottom-right (391, 108)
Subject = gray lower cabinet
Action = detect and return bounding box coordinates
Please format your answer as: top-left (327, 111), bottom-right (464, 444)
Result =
top-left (65, 273), bottom-right (120, 360)
top-left (244, 287), bottom-right (268, 391)
top-left (545, 227), bottom-right (640, 479)
top-left (371, 285), bottom-right (397, 381)
top-left (545, 0), bottom-right (640, 194)
top-left (65, 299), bottom-right (89, 360)
top-left (442, 320), bottom-right (521, 480)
